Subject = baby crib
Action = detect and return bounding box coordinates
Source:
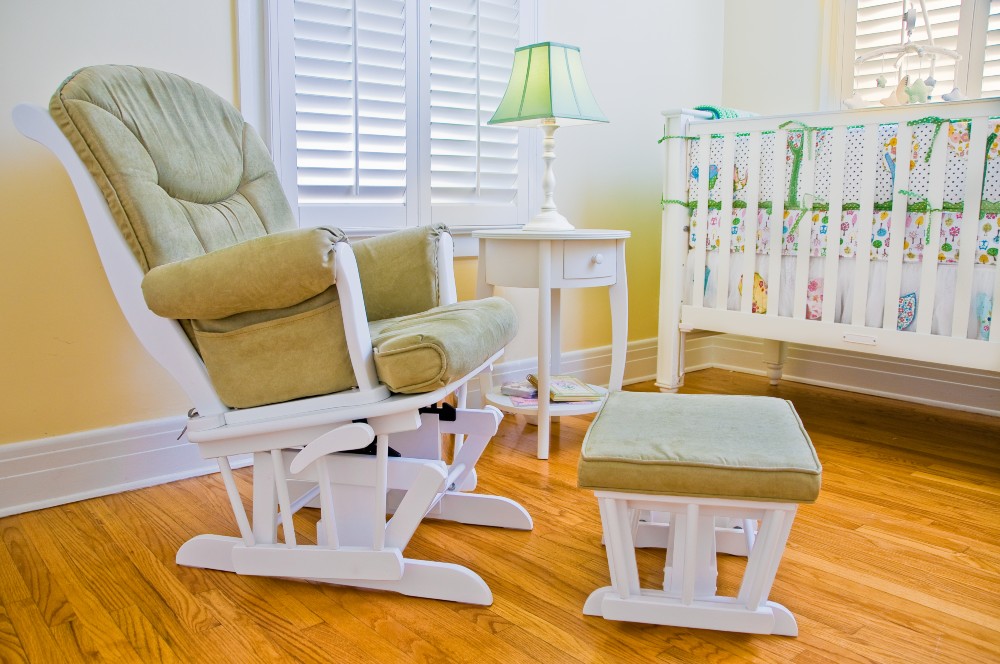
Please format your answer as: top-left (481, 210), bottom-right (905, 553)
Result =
top-left (655, 100), bottom-right (1000, 392)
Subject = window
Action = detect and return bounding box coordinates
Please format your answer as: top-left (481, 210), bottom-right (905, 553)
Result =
top-left (839, 0), bottom-right (999, 106)
top-left (238, 0), bottom-right (534, 235)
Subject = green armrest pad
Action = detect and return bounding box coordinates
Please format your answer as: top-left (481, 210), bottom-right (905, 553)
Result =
top-left (353, 225), bottom-right (446, 321)
top-left (141, 226), bottom-right (347, 320)
top-left (369, 297), bottom-right (517, 393)
top-left (578, 392), bottom-right (822, 503)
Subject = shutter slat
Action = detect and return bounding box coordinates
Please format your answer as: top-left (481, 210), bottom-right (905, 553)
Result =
top-left (293, 0), bottom-right (407, 204)
top-left (429, 0), bottom-right (519, 204)
top-left (292, 0), bottom-right (521, 212)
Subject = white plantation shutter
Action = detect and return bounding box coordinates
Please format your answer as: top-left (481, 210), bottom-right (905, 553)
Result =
top-left (979, 0), bottom-right (1000, 94)
top-left (294, 0), bottom-right (407, 208)
top-left (846, 0), bottom-right (996, 104)
top-left (265, 0), bottom-right (529, 232)
top-left (851, 0), bottom-right (964, 104)
top-left (427, 0), bottom-right (520, 207)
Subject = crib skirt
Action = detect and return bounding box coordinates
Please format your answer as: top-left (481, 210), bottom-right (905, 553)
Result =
top-left (688, 252), bottom-right (994, 340)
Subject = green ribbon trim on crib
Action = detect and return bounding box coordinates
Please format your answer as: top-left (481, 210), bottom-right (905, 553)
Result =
top-left (778, 121), bottom-right (815, 206)
top-left (665, 197), bottom-right (986, 215)
top-left (905, 116), bottom-right (959, 163)
top-left (660, 198), bottom-right (690, 209)
top-left (898, 189), bottom-right (944, 244)
top-left (661, 198), bottom-right (775, 214)
top-left (981, 200), bottom-right (1000, 215)
top-left (658, 134), bottom-right (696, 144)
top-left (688, 131), bottom-right (776, 141)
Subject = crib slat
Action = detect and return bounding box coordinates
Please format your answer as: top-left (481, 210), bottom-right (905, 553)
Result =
top-left (767, 130), bottom-right (788, 317)
top-left (852, 123), bottom-right (880, 327)
top-left (915, 121), bottom-right (950, 335)
top-left (716, 133), bottom-right (736, 310)
top-left (741, 132), bottom-right (763, 314)
top-left (792, 140), bottom-right (815, 320)
top-left (822, 126), bottom-right (847, 322)
top-left (692, 136), bottom-right (711, 309)
top-left (952, 116), bottom-right (989, 339)
top-left (882, 123), bottom-right (913, 331)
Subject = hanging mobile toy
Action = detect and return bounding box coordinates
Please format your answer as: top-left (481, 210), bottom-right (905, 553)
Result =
top-left (905, 49), bottom-right (929, 103)
top-left (876, 55), bottom-right (887, 88)
top-left (846, 0), bottom-right (963, 108)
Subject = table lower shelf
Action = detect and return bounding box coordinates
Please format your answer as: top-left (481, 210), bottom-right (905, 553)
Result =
top-left (484, 385), bottom-right (609, 417)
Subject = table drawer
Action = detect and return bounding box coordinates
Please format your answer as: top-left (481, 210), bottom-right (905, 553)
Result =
top-left (563, 240), bottom-right (616, 280)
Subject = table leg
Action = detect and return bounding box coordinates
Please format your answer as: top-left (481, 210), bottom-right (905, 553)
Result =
top-left (537, 240), bottom-right (552, 459)
top-left (608, 238), bottom-right (629, 391)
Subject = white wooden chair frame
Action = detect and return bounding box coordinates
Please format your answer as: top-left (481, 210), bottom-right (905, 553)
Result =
top-left (14, 104), bottom-right (532, 605)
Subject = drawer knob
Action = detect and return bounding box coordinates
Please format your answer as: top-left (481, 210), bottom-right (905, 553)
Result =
top-left (592, 253), bottom-right (604, 265)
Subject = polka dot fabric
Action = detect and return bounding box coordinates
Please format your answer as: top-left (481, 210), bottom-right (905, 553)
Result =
top-left (682, 116), bottom-right (1000, 266)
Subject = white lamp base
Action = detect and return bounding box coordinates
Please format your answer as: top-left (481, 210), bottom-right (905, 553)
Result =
top-left (522, 209), bottom-right (575, 232)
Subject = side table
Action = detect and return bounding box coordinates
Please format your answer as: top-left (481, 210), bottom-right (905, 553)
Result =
top-left (473, 229), bottom-right (630, 459)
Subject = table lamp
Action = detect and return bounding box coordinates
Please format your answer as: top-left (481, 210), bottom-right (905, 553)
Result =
top-left (489, 42), bottom-right (607, 232)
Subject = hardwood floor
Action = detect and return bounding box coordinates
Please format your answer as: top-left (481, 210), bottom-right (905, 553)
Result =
top-left (1, 369), bottom-right (998, 663)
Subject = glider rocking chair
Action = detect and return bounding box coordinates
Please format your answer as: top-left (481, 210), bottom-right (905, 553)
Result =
top-left (14, 65), bottom-right (532, 605)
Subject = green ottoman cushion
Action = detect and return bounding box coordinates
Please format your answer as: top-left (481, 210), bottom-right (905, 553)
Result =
top-left (578, 392), bottom-right (821, 503)
top-left (369, 297), bottom-right (517, 394)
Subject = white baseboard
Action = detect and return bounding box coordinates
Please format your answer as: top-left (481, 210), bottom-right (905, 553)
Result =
top-left (2, 333), bottom-right (994, 518)
top-left (0, 417), bottom-right (249, 518)
top-left (697, 334), bottom-right (1000, 417)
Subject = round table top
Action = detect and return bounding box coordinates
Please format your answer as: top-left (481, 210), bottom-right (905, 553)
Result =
top-left (472, 228), bottom-right (630, 241)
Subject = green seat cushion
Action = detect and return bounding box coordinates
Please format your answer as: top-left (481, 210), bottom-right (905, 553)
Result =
top-left (369, 297), bottom-right (517, 394)
top-left (578, 392), bottom-right (822, 503)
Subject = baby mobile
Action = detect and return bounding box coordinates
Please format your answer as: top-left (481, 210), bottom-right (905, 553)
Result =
top-left (844, 0), bottom-right (964, 109)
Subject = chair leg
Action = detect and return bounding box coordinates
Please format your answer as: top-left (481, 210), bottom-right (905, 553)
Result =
top-left (179, 405), bottom-right (530, 606)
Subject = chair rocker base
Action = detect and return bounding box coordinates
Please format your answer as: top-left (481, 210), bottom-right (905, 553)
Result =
top-left (177, 535), bottom-right (493, 605)
top-left (177, 404), bottom-right (530, 605)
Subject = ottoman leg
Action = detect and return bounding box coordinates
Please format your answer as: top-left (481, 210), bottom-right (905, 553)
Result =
top-left (585, 493), bottom-right (801, 636)
top-left (584, 497), bottom-right (640, 616)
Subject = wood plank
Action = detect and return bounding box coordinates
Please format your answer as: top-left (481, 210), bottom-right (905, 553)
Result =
top-left (0, 521), bottom-right (76, 628)
top-left (0, 370), bottom-right (997, 662)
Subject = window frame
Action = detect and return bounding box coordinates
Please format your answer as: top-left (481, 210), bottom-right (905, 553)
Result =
top-left (236, 0), bottom-right (537, 246)
top-left (834, 0), bottom-right (995, 109)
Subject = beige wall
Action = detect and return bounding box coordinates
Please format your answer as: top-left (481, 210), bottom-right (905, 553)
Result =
top-left (722, 0), bottom-right (825, 115)
top-left (0, 0), bottom-right (727, 444)
top-left (508, 0), bottom-right (725, 361)
top-left (0, 1), bottom-right (237, 443)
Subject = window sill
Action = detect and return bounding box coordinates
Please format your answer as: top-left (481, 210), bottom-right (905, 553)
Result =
top-left (342, 225), bottom-right (524, 258)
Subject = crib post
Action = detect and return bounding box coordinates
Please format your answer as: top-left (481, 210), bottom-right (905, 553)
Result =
top-left (657, 110), bottom-right (711, 392)
top-left (762, 339), bottom-right (787, 386)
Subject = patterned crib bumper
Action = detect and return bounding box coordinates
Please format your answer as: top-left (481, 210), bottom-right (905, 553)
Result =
top-left (677, 117), bottom-right (1000, 267)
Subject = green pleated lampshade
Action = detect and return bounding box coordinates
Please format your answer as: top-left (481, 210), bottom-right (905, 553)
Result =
top-left (489, 42), bottom-right (608, 126)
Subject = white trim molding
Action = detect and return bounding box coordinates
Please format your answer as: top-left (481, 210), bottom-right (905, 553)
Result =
top-left (0, 417), bottom-right (249, 518)
top-left (701, 333), bottom-right (1000, 417)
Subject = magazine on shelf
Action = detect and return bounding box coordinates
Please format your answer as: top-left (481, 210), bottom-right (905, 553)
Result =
top-left (500, 380), bottom-right (537, 398)
top-left (526, 374), bottom-right (603, 402)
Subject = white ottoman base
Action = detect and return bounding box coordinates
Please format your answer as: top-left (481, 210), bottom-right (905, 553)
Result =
top-left (584, 491), bottom-right (799, 636)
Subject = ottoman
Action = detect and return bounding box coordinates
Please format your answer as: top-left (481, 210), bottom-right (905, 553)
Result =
top-left (578, 391), bottom-right (821, 636)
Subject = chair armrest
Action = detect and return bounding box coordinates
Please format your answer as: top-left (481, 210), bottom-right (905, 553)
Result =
top-left (141, 226), bottom-right (347, 320)
top-left (352, 224), bottom-right (449, 321)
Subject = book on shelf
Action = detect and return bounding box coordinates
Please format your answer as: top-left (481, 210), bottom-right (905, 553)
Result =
top-left (526, 374), bottom-right (603, 402)
top-left (508, 395), bottom-right (538, 407)
top-left (500, 380), bottom-right (538, 398)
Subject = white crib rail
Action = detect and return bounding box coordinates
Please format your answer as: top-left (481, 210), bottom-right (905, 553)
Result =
top-left (656, 100), bottom-right (1000, 384)
top-left (821, 126), bottom-right (846, 323)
